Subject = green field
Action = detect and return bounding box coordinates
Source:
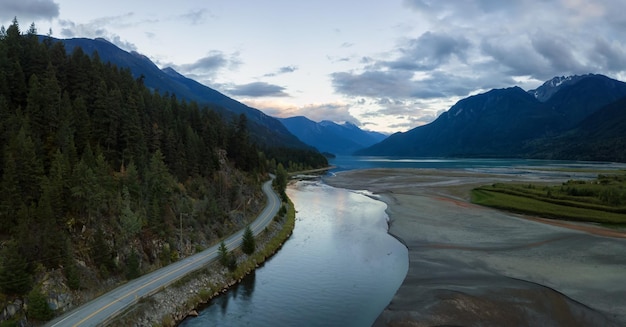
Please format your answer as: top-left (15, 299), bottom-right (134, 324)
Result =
top-left (471, 173), bottom-right (626, 225)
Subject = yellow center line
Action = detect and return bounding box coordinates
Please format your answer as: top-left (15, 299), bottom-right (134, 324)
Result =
top-left (72, 246), bottom-right (221, 327)
top-left (64, 180), bottom-right (277, 327)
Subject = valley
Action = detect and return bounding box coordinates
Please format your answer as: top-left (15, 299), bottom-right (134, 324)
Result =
top-left (326, 166), bottom-right (626, 326)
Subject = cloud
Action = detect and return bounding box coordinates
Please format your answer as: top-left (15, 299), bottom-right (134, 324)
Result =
top-left (383, 31), bottom-right (471, 71)
top-left (332, 70), bottom-right (416, 99)
top-left (480, 37), bottom-right (549, 79)
top-left (227, 82), bottom-right (289, 97)
top-left (180, 9), bottom-right (209, 25)
top-left (247, 100), bottom-right (360, 125)
top-left (278, 65), bottom-right (297, 74)
top-left (172, 51), bottom-right (241, 84)
top-left (263, 65), bottom-right (298, 77)
top-left (332, 68), bottom-right (508, 101)
top-left (530, 32), bottom-right (586, 74)
top-left (591, 38), bottom-right (626, 72)
top-left (180, 52), bottom-right (229, 72)
top-left (0, 0), bottom-right (59, 21)
top-left (57, 15), bottom-right (139, 52)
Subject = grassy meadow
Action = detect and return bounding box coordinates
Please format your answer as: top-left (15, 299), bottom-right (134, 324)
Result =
top-left (471, 172), bottom-right (626, 225)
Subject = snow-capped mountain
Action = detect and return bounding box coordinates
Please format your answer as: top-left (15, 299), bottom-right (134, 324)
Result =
top-left (357, 74), bottom-right (626, 160)
top-left (528, 75), bottom-right (588, 102)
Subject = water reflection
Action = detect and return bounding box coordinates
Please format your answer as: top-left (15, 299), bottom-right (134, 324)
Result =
top-left (180, 181), bottom-right (408, 327)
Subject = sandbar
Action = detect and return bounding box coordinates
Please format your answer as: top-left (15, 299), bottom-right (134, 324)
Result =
top-left (325, 168), bottom-right (626, 327)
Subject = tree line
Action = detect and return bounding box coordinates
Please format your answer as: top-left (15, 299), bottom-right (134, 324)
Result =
top-left (0, 18), bottom-right (325, 300)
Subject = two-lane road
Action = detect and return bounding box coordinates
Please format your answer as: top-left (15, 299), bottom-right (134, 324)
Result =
top-left (46, 176), bottom-right (280, 327)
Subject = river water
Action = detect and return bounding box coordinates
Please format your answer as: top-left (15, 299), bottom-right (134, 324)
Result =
top-left (179, 157), bottom-right (626, 326)
top-left (180, 180), bottom-right (408, 327)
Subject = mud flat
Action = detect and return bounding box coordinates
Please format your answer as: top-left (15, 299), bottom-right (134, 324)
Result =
top-left (325, 168), bottom-right (626, 327)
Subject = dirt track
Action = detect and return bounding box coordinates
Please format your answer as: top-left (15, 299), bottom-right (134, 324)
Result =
top-left (325, 168), bottom-right (626, 327)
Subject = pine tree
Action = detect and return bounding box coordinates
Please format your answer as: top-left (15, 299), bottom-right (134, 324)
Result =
top-left (63, 242), bottom-right (80, 290)
top-left (120, 186), bottom-right (141, 240)
top-left (37, 176), bottom-right (68, 268)
top-left (274, 163), bottom-right (288, 201)
top-left (125, 250), bottom-right (140, 280)
top-left (218, 241), bottom-right (230, 267)
top-left (0, 240), bottom-right (32, 295)
top-left (91, 227), bottom-right (115, 277)
top-left (242, 225), bottom-right (255, 255)
top-left (0, 152), bottom-right (21, 232)
top-left (8, 126), bottom-right (44, 205)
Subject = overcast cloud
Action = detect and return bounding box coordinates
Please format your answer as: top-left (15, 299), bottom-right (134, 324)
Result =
top-left (0, 0), bottom-right (59, 21)
top-left (57, 15), bottom-right (139, 51)
top-left (7, 0), bottom-right (626, 133)
top-left (323, 0), bottom-right (626, 130)
top-left (227, 82), bottom-right (289, 97)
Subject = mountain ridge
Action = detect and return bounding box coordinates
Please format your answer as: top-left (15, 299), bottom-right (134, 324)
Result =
top-left (357, 74), bottom-right (626, 161)
top-left (279, 116), bottom-right (387, 155)
top-left (53, 37), bottom-right (310, 150)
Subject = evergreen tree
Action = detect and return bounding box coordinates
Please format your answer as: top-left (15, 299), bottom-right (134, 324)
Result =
top-left (0, 19), bottom-right (325, 291)
top-left (8, 126), bottom-right (44, 204)
top-left (91, 227), bottom-right (115, 277)
top-left (274, 163), bottom-right (288, 201)
top-left (120, 186), bottom-right (141, 240)
top-left (63, 242), bottom-right (81, 290)
top-left (125, 250), bottom-right (140, 280)
top-left (242, 225), bottom-right (256, 255)
top-left (0, 152), bottom-right (21, 232)
top-left (218, 241), bottom-right (230, 267)
top-left (70, 158), bottom-right (103, 222)
top-left (37, 176), bottom-right (68, 268)
top-left (0, 240), bottom-right (32, 295)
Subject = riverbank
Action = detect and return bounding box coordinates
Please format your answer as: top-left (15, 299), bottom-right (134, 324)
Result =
top-left (108, 199), bottom-right (296, 327)
top-left (325, 168), bottom-right (626, 326)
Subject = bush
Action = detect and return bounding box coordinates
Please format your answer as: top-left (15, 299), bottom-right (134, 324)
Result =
top-left (27, 287), bottom-right (53, 321)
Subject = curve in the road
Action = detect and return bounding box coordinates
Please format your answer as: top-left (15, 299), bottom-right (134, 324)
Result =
top-left (46, 175), bottom-right (279, 327)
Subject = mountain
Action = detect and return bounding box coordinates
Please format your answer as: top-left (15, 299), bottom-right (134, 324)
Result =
top-left (358, 86), bottom-right (554, 157)
top-left (358, 74), bottom-right (626, 160)
top-left (528, 75), bottom-right (586, 102)
top-left (279, 116), bottom-right (387, 155)
top-left (535, 74), bottom-right (626, 129)
top-left (55, 37), bottom-right (309, 150)
top-left (527, 95), bottom-right (626, 162)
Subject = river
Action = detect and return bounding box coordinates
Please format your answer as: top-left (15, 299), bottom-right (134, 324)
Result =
top-left (180, 157), bottom-right (626, 326)
top-left (179, 180), bottom-right (408, 326)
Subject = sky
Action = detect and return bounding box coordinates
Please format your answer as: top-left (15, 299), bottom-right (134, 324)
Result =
top-left (3, 0), bottom-right (626, 133)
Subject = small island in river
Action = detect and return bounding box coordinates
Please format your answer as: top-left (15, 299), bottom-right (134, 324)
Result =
top-left (325, 167), bottom-right (626, 327)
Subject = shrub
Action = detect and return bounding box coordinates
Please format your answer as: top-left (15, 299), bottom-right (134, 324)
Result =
top-left (27, 287), bottom-right (53, 321)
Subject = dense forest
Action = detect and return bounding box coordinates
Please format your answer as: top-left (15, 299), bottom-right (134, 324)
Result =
top-left (0, 17), bottom-right (326, 314)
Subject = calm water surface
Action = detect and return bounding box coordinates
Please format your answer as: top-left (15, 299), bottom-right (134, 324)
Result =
top-left (328, 155), bottom-right (624, 172)
top-left (180, 157), bottom-right (626, 326)
top-left (180, 181), bottom-right (408, 327)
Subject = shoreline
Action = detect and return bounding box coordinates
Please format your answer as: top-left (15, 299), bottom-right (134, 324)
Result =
top-left (108, 198), bottom-right (296, 327)
top-left (324, 168), bottom-right (626, 326)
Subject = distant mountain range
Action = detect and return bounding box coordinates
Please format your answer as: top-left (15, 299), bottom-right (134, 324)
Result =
top-left (45, 37), bottom-right (626, 162)
top-left (278, 117), bottom-right (387, 155)
top-left (357, 74), bottom-right (626, 162)
top-left (54, 37), bottom-right (310, 150)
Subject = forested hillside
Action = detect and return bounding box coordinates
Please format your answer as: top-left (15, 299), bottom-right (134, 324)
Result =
top-left (0, 18), bottom-right (324, 322)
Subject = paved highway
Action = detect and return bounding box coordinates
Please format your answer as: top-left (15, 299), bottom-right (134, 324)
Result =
top-left (46, 176), bottom-right (280, 327)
